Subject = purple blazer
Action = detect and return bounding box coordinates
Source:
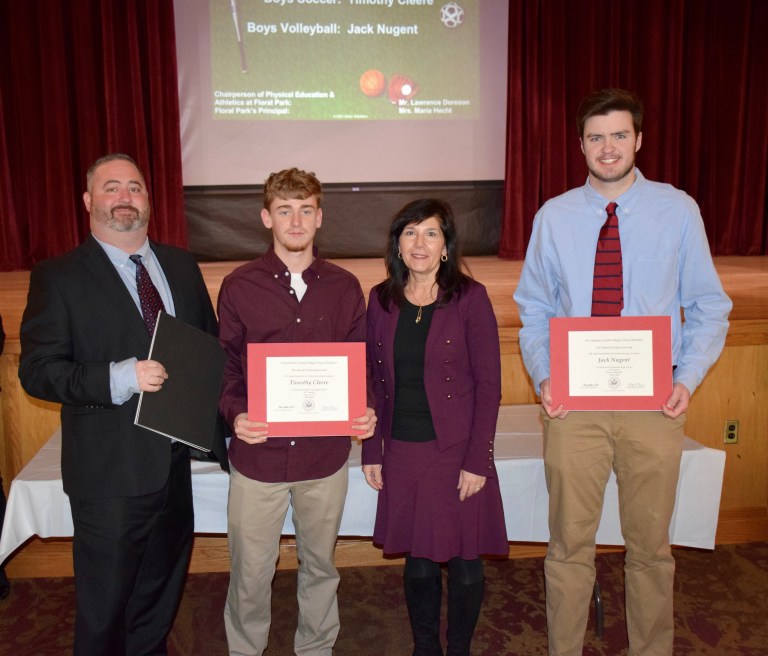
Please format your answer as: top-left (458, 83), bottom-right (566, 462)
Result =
top-left (362, 279), bottom-right (501, 477)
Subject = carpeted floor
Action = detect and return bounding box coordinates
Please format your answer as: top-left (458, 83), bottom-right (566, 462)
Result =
top-left (1, 542), bottom-right (768, 655)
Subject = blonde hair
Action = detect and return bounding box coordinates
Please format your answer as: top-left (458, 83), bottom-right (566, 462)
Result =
top-left (263, 168), bottom-right (322, 210)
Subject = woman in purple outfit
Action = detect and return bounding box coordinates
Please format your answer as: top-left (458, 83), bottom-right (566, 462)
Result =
top-left (363, 199), bottom-right (508, 656)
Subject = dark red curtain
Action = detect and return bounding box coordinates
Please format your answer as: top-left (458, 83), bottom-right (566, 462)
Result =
top-left (501, 0), bottom-right (768, 258)
top-left (0, 0), bottom-right (185, 271)
top-left (2, 1), bottom-right (766, 269)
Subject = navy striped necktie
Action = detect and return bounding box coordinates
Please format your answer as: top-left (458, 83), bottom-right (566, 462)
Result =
top-left (590, 202), bottom-right (623, 316)
top-left (129, 254), bottom-right (166, 335)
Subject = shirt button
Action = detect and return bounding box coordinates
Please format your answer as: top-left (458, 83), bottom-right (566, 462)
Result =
top-left (284, 271), bottom-right (289, 276)
top-left (377, 359), bottom-right (382, 364)
top-left (289, 289), bottom-right (295, 295)
top-left (385, 395), bottom-right (389, 399)
top-left (296, 318), bottom-right (301, 323)
top-left (380, 379), bottom-right (385, 383)
top-left (290, 440), bottom-right (296, 446)
top-left (445, 377), bottom-right (451, 382)
top-left (445, 339), bottom-right (452, 345)
top-left (446, 394), bottom-right (452, 399)
top-left (274, 274), bottom-right (279, 279)
top-left (377, 342), bottom-right (382, 347)
top-left (444, 359), bottom-right (450, 364)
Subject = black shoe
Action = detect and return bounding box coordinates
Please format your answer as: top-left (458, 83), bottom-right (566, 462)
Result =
top-left (404, 575), bottom-right (444, 656)
top-left (446, 579), bottom-right (484, 656)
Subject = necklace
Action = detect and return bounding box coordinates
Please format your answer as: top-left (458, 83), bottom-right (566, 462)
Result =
top-left (406, 283), bottom-right (436, 324)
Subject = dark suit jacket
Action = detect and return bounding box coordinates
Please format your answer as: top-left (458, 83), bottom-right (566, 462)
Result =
top-left (363, 279), bottom-right (501, 478)
top-left (19, 235), bottom-right (226, 499)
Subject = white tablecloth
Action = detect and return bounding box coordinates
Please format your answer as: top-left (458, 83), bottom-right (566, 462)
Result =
top-left (0, 405), bottom-right (726, 564)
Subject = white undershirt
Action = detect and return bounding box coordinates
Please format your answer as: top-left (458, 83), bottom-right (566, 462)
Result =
top-left (291, 272), bottom-right (307, 301)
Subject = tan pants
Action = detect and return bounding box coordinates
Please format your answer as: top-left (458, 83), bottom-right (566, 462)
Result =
top-left (224, 464), bottom-right (349, 656)
top-left (542, 410), bottom-right (685, 656)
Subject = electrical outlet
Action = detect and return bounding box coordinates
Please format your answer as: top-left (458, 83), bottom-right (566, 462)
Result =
top-left (723, 420), bottom-right (739, 444)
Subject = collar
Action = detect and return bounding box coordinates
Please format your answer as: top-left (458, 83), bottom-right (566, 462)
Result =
top-left (92, 234), bottom-right (151, 270)
top-left (583, 168), bottom-right (647, 219)
top-left (262, 244), bottom-right (322, 282)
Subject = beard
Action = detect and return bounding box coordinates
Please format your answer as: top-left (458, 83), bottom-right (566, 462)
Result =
top-left (279, 233), bottom-right (314, 253)
top-left (283, 240), bottom-right (312, 253)
top-left (587, 156), bottom-right (636, 185)
top-left (92, 205), bottom-right (150, 233)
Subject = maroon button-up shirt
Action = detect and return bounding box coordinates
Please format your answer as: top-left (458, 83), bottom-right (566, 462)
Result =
top-left (218, 245), bottom-right (366, 482)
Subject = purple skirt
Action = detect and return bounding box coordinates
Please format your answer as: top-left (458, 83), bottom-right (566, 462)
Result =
top-left (373, 438), bottom-right (508, 561)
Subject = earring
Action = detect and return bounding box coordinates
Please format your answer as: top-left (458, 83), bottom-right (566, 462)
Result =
top-left (441, 253), bottom-right (448, 262)
top-left (398, 250), bottom-right (403, 259)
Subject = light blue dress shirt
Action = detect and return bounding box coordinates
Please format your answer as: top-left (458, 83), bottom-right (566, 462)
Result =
top-left (92, 235), bottom-right (176, 405)
top-left (513, 169), bottom-right (732, 396)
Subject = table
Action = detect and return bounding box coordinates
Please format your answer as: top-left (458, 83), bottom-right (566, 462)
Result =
top-left (0, 405), bottom-right (726, 564)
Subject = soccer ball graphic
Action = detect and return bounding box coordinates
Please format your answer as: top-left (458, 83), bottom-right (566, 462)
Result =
top-left (440, 2), bottom-right (465, 29)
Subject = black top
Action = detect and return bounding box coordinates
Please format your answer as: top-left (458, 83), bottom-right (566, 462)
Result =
top-left (391, 300), bottom-right (437, 442)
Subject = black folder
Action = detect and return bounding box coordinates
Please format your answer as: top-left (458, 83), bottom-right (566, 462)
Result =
top-left (135, 311), bottom-right (226, 451)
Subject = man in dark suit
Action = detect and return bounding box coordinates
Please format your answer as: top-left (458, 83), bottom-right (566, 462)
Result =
top-left (19, 153), bottom-right (225, 655)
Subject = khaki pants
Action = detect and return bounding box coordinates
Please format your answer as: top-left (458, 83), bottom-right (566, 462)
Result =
top-left (224, 464), bottom-right (349, 656)
top-left (542, 410), bottom-right (685, 656)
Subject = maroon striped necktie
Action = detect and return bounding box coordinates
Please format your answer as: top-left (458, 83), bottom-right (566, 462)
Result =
top-left (129, 254), bottom-right (166, 335)
top-left (591, 202), bottom-right (623, 316)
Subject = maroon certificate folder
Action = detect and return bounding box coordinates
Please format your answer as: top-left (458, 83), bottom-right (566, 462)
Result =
top-left (247, 342), bottom-right (366, 437)
top-left (549, 316), bottom-right (673, 411)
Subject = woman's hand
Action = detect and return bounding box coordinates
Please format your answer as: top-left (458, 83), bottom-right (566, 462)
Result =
top-left (233, 413), bottom-right (268, 445)
top-left (457, 470), bottom-right (486, 501)
top-left (352, 407), bottom-right (377, 440)
top-left (363, 464), bottom-right (383, 491)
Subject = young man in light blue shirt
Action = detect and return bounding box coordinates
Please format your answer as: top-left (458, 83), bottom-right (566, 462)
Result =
top-left (514, 89), bottom-right (732, 656)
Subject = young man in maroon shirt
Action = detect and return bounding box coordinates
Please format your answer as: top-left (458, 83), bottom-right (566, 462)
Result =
top-left (218, 168), bottom-right (376, 656)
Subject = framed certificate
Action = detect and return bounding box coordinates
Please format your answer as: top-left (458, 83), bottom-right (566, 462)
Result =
top-left (247, 342), bottom-right (366, 437)
top-left (549, 316), bottom-right (672, 411)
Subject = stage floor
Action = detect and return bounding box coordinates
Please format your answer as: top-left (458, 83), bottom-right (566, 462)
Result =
top-left (1, 256), bottom-right (766, 347)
